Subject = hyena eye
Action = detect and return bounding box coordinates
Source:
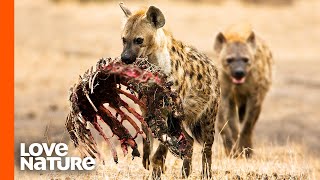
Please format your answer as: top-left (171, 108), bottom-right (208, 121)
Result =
top-left (226, 58), bottom-right (234, 64)
top-left (134, 37), bottom-right (144, 45)
top-left (242, 58), bottom-right (249, 63)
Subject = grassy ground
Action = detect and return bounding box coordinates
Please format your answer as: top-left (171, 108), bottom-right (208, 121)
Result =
top-left (15, 0), bottom-right (320, 179)
top-left (14, 142), bottom-right (316, 179)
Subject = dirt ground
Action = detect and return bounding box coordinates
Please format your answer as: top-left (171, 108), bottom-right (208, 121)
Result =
top-left (14, 0), bottom-right (320, 179)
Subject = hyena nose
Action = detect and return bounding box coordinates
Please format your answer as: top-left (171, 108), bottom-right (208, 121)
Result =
top-left (121, 53), bottom-right (133, 64)
top-left (234, 70), bottom-right (246, 79)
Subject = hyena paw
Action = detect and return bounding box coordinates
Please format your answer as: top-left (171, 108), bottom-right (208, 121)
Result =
top-left (242, 147), bottom-right (253, 158)
top-left (142, 156), bottom-right (150, 170)
top-left (201, 169), bottom-right (212, 179)
top-left (238, 137), bottom-right (253, 158)
top-left (152, 166), bottom-right (164, 180)
top-left (151, 159), bottom-right (166, 179)
top-left (181, 161), bottom-right (192, 178)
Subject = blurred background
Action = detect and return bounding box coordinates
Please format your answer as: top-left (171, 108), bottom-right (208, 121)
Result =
top-left (15, 0), bottom-right (320, 178)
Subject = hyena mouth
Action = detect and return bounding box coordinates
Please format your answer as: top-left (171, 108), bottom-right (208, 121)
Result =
top-left (231, 77), bottom-right (246, 84)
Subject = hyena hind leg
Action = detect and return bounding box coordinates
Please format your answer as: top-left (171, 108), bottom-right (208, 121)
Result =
top-left (201, 120), bottom-right (215, 178)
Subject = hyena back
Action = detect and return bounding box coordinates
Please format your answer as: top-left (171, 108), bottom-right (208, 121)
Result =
top-left (214, 24), bottom-right (273, 158)
top-left (119, 4), bottom-right (220, 178)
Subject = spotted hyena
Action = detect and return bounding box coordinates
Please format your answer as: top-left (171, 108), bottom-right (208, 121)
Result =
top-left (214, 24), bottom-right (273, 158)
top-left (119, 3), bottom-right (220, 178)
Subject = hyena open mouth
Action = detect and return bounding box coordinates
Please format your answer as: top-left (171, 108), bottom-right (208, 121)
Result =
top-left (231, 77), bottom-right (246, 84)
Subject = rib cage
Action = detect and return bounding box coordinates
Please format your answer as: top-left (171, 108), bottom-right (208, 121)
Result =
top-left (66, 58), bottom-right (192, 163)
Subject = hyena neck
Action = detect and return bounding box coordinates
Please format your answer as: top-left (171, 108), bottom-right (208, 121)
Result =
top-left (147, 29), bottom-right (172, 75)
top-left (148, 29), bottom-right (188, 77)
top-left (168, 37), bottom-right (189, 75)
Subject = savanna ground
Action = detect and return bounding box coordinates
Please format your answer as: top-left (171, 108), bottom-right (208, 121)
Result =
top-left (14, 0), bottom-right (320, 179)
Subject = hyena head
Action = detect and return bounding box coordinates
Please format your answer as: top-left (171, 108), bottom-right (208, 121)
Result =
top-left (119, 3), bottom-right (165, 64)
top-left (214, 31), bottom-right (256, 85)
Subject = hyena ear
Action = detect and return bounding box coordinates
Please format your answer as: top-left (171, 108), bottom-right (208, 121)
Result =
top-left (119, 2), bottom-right (132, 17)
top-left (247, 31), bottom-right (256, 49)
top-left (214, 32), bottom-right (226, 53)
top-left (146, 6), bottom-right (165, 29)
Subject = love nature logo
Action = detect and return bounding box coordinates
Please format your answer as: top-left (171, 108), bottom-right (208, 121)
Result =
top-left (20, 143), bottom-right (96, 171)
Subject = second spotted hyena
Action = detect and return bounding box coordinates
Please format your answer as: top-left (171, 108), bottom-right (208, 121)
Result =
top-left (119, 3), bottom-right (220, 178)
top-left (214, 24), bottom-right (273, 158)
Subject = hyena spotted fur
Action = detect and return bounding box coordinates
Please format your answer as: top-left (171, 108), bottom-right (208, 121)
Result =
top-left (214, 24), bottom-right (273, 158)
top-left (119, 4), bottom-right (220, 178)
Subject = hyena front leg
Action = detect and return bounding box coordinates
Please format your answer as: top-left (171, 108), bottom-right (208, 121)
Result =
top-left (151, 143), bottom-right (168, 179)
top-left (238, 97), bottom-right (262, 158)
top-left (218, 97), bottom-right (239, 157)
top-left (181, 128), bottom-right (194, 178)
top-left (142, 124), bottom-right (153, 170)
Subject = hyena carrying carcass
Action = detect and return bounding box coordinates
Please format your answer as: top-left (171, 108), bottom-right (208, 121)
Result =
top-left (214, 24), bottom-right (273, 158)
top-left (119, 3), bottom-right (220, 178)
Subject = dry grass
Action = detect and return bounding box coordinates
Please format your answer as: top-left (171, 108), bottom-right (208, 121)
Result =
top-left (14, 142), bottom-right (317, 179)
